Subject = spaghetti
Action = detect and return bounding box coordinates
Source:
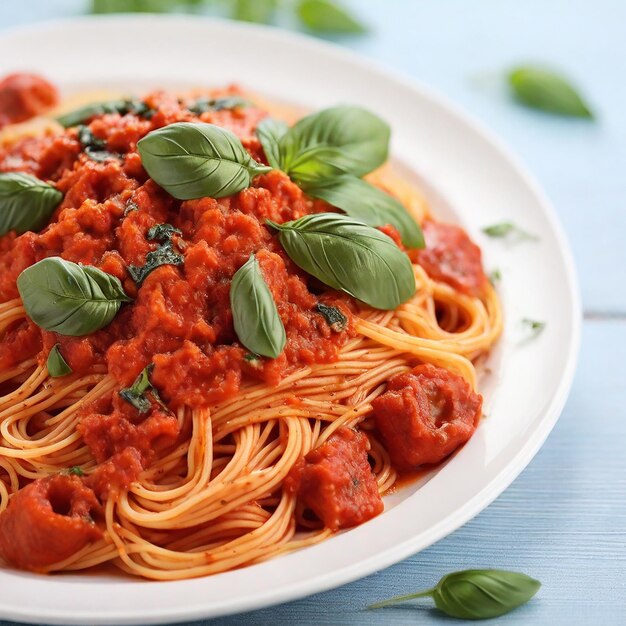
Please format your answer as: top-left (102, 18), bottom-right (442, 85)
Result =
top-left (0, 78), bottom-right (501, 580)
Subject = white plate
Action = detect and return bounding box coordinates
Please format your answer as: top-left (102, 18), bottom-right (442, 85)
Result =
top-left (0, 15), bottom-right (580, 625)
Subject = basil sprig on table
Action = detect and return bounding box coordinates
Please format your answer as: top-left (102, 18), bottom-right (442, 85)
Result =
top-left (268, 213), bottom-right (415, 310)
top-left (230, 254), bottom-right (286, 358)
top-left (119, 363), bottom-right (166, 414)
top-left (0, 173), bottom-right (62, 236)
top-left (17, 257), bottom-right (132, 336)
top-left (57, 98), bottom-right (154, 128)
top-left (369, 569), bottom-right (541, 619)
top-left (46, 344), bottom-right (72, 377)
top-left (137, 122), bottom-right (271, 200)
top-left (127, 223), bottom-right (184, 286)
top-left (256, 107), bottom-right (423, 248)
top-left (508, 66), bottom-right (594, 119)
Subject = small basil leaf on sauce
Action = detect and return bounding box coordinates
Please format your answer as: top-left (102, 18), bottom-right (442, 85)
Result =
top-left (230, 254), bottom-right (286, 359)
top-left (57, 98), bottom-right (154, 127)
top-left (314, 302), bottom-right (347, 332)
top-left (77, 125), bottom-right (120, 162)
top-left (297, 0), bottom-right (366, 34)
top-left (137, 122), bottom-right (271, 200)
top-left (0, 172), bottom-right (62, 236)
top-left (47, 344), bottom-right (72, 377)
top-left (268, 213), bottom-right (415, 310)
top-left (304, 176), bottom-right (424, 249)
top-left (256, 117), bottom-right (289, 170)
top-left (279, 106), bottom-right (390, 183)
top-left (67, 466), bottom-right (85, 476)
top-left (188, 96), bottom-right (251, 115)
top-left (119, 364), bottom-right (167, 414)
top-left (508, 66), bottom-right (594, 119)
top-left (17, 257), bottom-right (132, 336)
top-left (127, 223), bottom-right (184, 286)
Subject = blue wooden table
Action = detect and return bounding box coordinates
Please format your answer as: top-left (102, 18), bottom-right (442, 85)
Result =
top-left (1, 1), bottom-right (625, 624)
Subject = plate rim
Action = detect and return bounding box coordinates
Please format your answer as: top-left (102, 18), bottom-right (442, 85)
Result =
top-left (0, 14), bottom-right (581, 625)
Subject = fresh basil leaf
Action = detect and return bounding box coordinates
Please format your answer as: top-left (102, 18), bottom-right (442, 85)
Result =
top-left (91, 0), bottom-right (177, 14)
top-left (230, 254), bottom-right (286, 358)
top-left (127, 223), bottom-right (184, 286)
top-left (232, 0), bottom-right (276, 23)
top-left (119, 364), bottom-right (160, 414)
top-left (508, 66), bottom-right (594, 119)
top-left (17, 257), bottom-right (132, 336)
top-left (58, 98), bottom-right (153, 127)
top-left (47, 344), bottom-right (72, 377)
top-left (0, 172), bottom-right (62, 236)
top-left (297, 0), bottom-right (366, 33)
top-left (188, 96), bottom-right (251, 115)
top-left (314, 302), bottom-right (347, 332)
top-left (482, 221), bottom-right (538, 241)
top-left (137, 122), bottom-right (271, 200)
top-left (369, 569), bottom-right (540, 619)
top-left (256, 117), bottom-right (289, 170)
top-left (268, 213), bottom-right (415, 310)
top-left (304, 176), bottom-right (424, 249)
top-left (279, 106), bottom-right (389, 183)
top-left (77, 125), bottom-right (120, 162)
top-left (432, 570), bottom-right (541, 619)
top-left (67, 466), bottom-right (84, 476)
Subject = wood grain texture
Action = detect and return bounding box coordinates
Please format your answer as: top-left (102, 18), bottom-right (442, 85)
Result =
top-left (0, 1), bottom-right (625, 625)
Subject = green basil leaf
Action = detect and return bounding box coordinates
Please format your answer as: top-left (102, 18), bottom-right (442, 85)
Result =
top-left (268, 213), bottom-right (415, 310)
top-left (314, 302), bottom-right (347, 332)
top-left (137, 122), bottom-right (271, 200)
top-left (230, 254), bottom-right (286, 358)
top-left (232, 0), bottom-right (276, 23)
top-left (77, 125), bottom-right (121, 162)
top-left (304, 176), bottom-right (424, 249)
top-left (482, 221), bottom-right (538, 241)
top-left (188, 96), bottom-right (251, 115)
top-left (508, 66), bottom-right (594, 119)
top-left (127, 223), bottom-right (184, 286)
top-left (432, 569), bottom-right (541, 619)
top-left (58, 98), bottom-right (153, 127)
top-left (47, 344), bottom-right (72, 377)
top-left (297, 0), bottom-right (366, 33)
top-left (0, 173), bottom-right (62, 236)
top-left (280, 105), bottom-right (389, 182)
top-left (256, 117), bottom-right (289, 170)
top-left (119, 364), bottom-right (161, 414)
top-left (17, 257), bottom-right (132, 336)
top-left (67, 466), bottom-right (84, 476)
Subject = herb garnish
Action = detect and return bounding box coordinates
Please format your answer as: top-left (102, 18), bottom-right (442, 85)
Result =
top-left (127, 224), bottom-right (184, 286)
top-left (77, 125), bottom-right (120, 162)
top-left (124, 200), bottom-right (139, 216)
top-left (47, 344), bottom-right (72, 377)
top-left (137, 122), bottom-right (271, 200)
top-left (314, 302), bottom-right (347, 332)
top-left (522, 318), bottom-right (546, 339)
top-left (369, 569), bottom-right (541, 619)
top-left (482, 222), bottom-right (538, 241)
top-left (508, 66), bottom-right (594, 119)
top-left (0, 172), bottom-right (62, 236)
top-left (230, 254), bottom-right (286, 359)
top-left (17, 257), bottom-right (132, 336)
top-left (57, 98), bottom-right (155, 128)
top-left (119, 363), bottom-right (167, 414)
top-left (67, 466), bottom-right (85, 477)
top-left (268, 213), bottom-right (415, 310)
top-left (188, 96), bottom-right (251, 115)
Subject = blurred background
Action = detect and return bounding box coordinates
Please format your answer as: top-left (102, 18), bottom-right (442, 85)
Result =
top-left (1, 1), bottom-right (625, 624)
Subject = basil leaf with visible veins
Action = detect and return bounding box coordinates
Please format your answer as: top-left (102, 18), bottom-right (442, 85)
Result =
top-left (230, 254), bottom-right (286, 358)
top-left (137, 122), bottom-right (271, 200)
top-left (47, 344), bottom-right (72, 377)
top-left (268, 213), bottom-right (415, 310)
top-left (119, 363), bottom-right (164, 414)
top-left (17, 257), bottom-right (132, 336)
top-left (304, 175), bottom-right (424, 248)
top-left (0, 172), bottom-right (62, 236)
